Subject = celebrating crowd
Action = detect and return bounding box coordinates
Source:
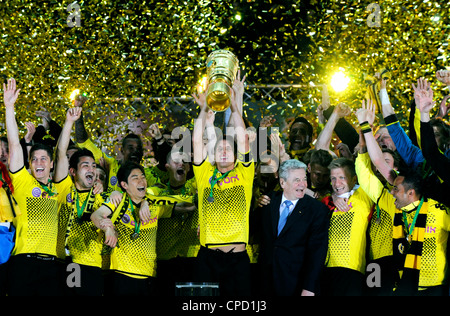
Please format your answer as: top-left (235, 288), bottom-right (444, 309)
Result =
top-left (0, 68), bottom-right (449, 297)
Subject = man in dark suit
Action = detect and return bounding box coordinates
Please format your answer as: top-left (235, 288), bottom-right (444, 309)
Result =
top-left (257, 159), bottom-right (330, 296)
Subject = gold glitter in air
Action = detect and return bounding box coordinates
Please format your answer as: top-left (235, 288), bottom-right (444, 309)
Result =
top-left (0, 0), bottom-right (448, 151)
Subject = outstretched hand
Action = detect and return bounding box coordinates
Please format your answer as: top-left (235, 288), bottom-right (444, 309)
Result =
top-left (438, 95), bottom-right (450, 118)
top-left (3, 78), bottom-right (20, 109)
top-left (24, 122), bottom-right (36, 143)
top-left (192, 83), bottom-right (208, 111)
top-left (355, 99), bottom-right (375, 124)
top-left (149, 123), bottom-right (163, 140)
top-left (413, 78), bottom-right (435, 113)
top-left (436, 69), bottom-right (450, 86)
top-left (334, 102), bottom-right (351, 119)
top-left (232, 69), bottom-right (246, 98)
top-left (66, 107), bottom-right (82, 122)
top-left (412, 77), bottom-right (434, 112)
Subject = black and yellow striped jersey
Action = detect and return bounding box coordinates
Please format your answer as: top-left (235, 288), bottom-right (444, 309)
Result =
top-left (400, 199), bottom-right (450, 288)
top-left (355, 152), bottom-right (450, 288)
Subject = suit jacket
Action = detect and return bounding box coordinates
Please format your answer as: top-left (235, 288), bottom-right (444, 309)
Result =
top-left (258, 190), bottom-right (330, 296)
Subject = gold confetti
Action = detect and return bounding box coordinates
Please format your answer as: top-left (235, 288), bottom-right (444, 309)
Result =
top-left (0, 0), bottom-right (448, 158)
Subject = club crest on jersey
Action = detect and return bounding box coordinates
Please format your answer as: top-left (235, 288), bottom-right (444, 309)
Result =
top-left (122, 214), bottom-right (131, 224)
top-left (110, 176), bottom-right (118, 186)
top-left (32, 187), bottom-right (41, 197)
top-left (31, 187), bottom-right (54, 199)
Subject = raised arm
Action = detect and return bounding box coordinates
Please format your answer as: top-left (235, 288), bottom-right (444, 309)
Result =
top-left (436, 70), bottom-right (450, 118)
top-left (356, 99), bottom-right (397, 185)
top-left (381, 79), bottom-right (425, 169)
top-left (227, 69), bottom-right (245, 126)
top-left (192, 84), bottom-right (210, 164)
top-left (54, 107), bottom-right (82, 182)
top-left (379, 78), bottom-right (395, 118)
top-left (315, 102), bottom-right (351, 152)
top-left (228, 88), bottom-right (247, 154)
top-left (73, 95), bottom-right (89, 144)
top-left (416, 84), bottom-right (450, 183)
top-left (3, 79), bottom-right (23, 172)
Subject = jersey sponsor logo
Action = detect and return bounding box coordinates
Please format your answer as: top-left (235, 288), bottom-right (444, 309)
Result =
top-left (208, 174), bottom-right (241, 186)
top-left (141, 216), bottom-right (157, 226)
top-left (405, 223), bottom-right (437, 234)
top-left (146, 198), bottom-right (178, 205)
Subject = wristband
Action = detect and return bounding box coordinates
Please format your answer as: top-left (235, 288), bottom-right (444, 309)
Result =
top-left (359, 121), bottom-right (372, 134)
top-left (379, 88), bottom-right (390, 105)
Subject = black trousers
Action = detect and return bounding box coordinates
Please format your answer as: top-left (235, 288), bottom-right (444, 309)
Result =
top-left (364, 256), bottom-right (398, 296)
top-left (60, 260), bottom-right (105, 296)
top-left (7, 254), bottom-right (60, 296)
top-left (0, 262), bottom-right (8, 296)
top-left (104, 271), bottom-right (156, 296)
top-left (321, 267), bottom-right (365, 296)
top-left (156, 256), bottom-right (197, 296)
top-left (194, 246), bottom-right (251, 296)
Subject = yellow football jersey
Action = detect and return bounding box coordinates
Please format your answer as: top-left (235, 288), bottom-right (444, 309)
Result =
top-left (402, 199), bottom-right (450, 288)
top-left (103, 188), bottom-right (193, 278)
top-left (10, 168), bottom-right (72, 257)
top-left (193, 155), bottom-right (255, 248)
top-left (355, 153), bottom-right (395, 262)
top-left (156, 177), bottom-right (200, 260)
top-left (326, 187), bottom-right (374, 274)
top-left (56, 178), bottom-right (105, 267)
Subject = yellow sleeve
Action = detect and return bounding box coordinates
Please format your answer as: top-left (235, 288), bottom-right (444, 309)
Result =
top-left (77, 138), bottom-right (116, 166)
top-left (145, 188), bottom-right (193, 205)
top-left (144, 166), bottom-right (163, 187)
top-left (414, 107), bottom-right (421, 149)
top-left (355, 153), bottom-right (385, 204)
top-left (236, 151), bottom-right (255, 182)
top-left (193, 156), bottom-right (213, 185)
top-left (0, 188), bottom-right (19, 222)
top-left (146, 187), bottom-right (194, 218)
top-left (54, 175), bottom-right (73, 209)
top-left (8, 167), bottom-right (34, 193)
